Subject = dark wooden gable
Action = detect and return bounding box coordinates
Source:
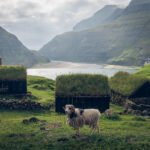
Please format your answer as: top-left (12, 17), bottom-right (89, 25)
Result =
top-left (0, 80), bottom-right (27, 95)
top-left (129, 81), bottom-right (150, 98)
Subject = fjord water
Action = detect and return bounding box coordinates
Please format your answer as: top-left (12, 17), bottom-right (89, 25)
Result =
top-left (27, 61), bottom-right (137, 80)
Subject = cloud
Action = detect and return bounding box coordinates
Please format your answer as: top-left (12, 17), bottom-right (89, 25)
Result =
top-left (0, 0), bottom-right (131, 49)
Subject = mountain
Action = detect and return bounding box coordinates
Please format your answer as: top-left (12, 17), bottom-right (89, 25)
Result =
top-left (39, 0), bottom-right (150, 66)
top-left (73, 5), bottom-right (123, 31)
top-left (129, 0), bottom-right (150, 6)
top-left (0, 27), bottom-right (49, 67)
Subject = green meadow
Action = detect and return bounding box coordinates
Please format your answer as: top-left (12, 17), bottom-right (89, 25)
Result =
top-left (27, 75), bottom-right (55, 106)
top-left (0, 105), bottom-right (150, 150)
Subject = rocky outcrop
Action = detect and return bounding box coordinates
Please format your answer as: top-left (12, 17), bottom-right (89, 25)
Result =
top-left (111, 90), bottom-right (150, 116)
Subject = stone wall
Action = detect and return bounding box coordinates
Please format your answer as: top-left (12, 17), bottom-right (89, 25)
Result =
top-left (0, 98), bottom-right (52, 110)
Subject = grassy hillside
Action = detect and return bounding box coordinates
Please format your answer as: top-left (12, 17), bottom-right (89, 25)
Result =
top-left (27, 76), bottom-right (55, 106)
top-left (134, 64), bottom-right (150, 78)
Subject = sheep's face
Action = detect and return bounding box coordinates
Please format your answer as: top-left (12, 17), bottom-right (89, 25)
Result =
top-left (64, 104), bottom-right (75, 115)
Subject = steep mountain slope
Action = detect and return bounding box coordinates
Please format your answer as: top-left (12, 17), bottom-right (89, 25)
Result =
top-left (109, 0), bottom-right (150, 65)
top-left (73, 5), bottom-right (123, 31)
top-left (0, 27), bottom-right (49, 67)
top-left (40, 0), bottom-right (150, 66)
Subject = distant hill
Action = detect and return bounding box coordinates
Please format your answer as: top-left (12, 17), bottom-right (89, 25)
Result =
top-left (39, 0), bottom-right (150, 66)
top-left (0, 27), bottom-right (49, 67)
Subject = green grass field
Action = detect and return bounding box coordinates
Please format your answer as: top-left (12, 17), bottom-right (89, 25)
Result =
top-left (27, 75), bottom-right (55, 106)
top-left (0, 107), bottom-right (150, 150)
top-left (0, 75), bottom-right (150, 150)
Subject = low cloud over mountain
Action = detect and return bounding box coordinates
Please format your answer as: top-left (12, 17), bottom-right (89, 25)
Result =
top-left (0, 0), bottom-right (131, 49)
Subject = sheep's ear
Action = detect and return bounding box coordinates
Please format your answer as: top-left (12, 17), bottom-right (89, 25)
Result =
top-left (62, 106), bottom-right (65, 110)
top-left (70, 105), bottom-right (75, 112)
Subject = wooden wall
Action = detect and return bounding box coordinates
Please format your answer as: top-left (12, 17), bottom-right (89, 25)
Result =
top-left (55, 96), bottom-right (110, 113)
top-left (0, 80), bottom-right (27, 95)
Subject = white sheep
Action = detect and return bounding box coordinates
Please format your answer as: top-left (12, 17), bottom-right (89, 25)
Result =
top-left (63, 104), bottom-right (101, 136)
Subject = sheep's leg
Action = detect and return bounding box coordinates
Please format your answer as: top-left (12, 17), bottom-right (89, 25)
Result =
top-left (75, 128), bottom-right (80, 136)
top-left (96, 121), bottom-right (100, 134)
top-left (90, 128), bottom-right (95, 135)
top-left (96, 125), bottom-right (100, 134)
top-left (90, 125), bottom-right (96, 135)
top-left (90, 123), bottom-right (100, 135)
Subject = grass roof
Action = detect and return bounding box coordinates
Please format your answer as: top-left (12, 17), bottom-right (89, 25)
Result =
top-left (56, 74), bottom-right (110, 96)
top-left (110, 71), bottom-right (149, 96)
top-left (0, 66), bottom-right (26, 80)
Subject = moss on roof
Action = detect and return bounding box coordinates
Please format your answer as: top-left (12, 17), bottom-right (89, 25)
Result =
top-left (110, 71), bottom-right (149, 96)
top-left (56, 74), bottom-right (110, 96)
top-left (0, 66), bottom-right (26, 80)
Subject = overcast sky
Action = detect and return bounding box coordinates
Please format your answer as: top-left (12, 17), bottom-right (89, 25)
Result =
top-left (0, 0), bottom-right (131, 50)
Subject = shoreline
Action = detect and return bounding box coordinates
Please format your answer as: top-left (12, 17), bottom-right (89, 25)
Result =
top-left (31, 60), bottom-right (139, 70)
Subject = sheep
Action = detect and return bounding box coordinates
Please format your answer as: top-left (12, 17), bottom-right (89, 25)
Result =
top-left (63, 104), bottom-right (101, 136)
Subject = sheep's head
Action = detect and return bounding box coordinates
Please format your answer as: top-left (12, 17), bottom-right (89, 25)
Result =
top-left (63, 104), bottom-right (75, 115)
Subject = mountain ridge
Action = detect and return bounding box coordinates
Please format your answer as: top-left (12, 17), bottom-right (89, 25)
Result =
top-left (73, 5), bottom-right (123, 31)
top-left (0, 26), bottom-right (49, 67)
top-left (39, 0), bottom-right (150, 66)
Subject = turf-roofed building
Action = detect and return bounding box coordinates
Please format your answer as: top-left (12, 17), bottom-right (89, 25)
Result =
top-left (0, 65), bottom-right (27, 95)
top-left (55, 74), bottom-right (110, 113)
top-left (110, 71), bottom-right (150, 113)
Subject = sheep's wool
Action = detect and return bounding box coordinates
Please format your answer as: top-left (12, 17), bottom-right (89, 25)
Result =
top-left (68, 115), bottom-right (84, 129)
top-left (67, 108), bottom-right (100, 129)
